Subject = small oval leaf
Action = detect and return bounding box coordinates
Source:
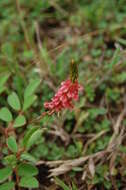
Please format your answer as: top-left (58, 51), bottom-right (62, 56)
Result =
top-left (17, 163), bottom-right (38, 177)
top-left (20, 152), bottom-right (37, 163)
top-left (24, 79), bottom-right (41, 99)
top-left (7, 136), bottom-right (18, 153)
top-left (0, 107), bottom-right (12, 122)
top-left (0, 166), bottom-right (13, 183)
top-left (0, 73), bottom-right (10, 95)
top-left (19, 177), bottom-right (39, 188)
top-left (14, 115), bottom-right (26, 128)
top-left (26, 129), bottom-right (42, 150)
top-left (23, 95), bottom-right (37, 111)
top-left (0, 73), bottom-right (10, 87)
top-left (0, 182), bottom-right (15, 190)
top-left (7, 92), bottom-right (21, 111)
top-left (23, 126), bottom-right (39, 147)
top-left (4, 155), bottom-right (17, 167)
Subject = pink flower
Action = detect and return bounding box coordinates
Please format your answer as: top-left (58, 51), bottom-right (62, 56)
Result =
top-left (44, 79), bottom-right (83, 114)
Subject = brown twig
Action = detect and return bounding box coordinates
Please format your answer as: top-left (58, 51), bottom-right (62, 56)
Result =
top-left (36, 150), bottom-right (111, 177)
top-left (0, 126), bottom-right (5, 135)
top-left (48, 150), bottom-right (110, 177)
top-left (14, 167), bottom-right (21, 190)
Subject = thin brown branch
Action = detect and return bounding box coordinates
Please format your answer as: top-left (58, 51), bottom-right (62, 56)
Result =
top-left (48, 150), bottom-right (110, 177)
top-left (36, 150), bottom-right (111, 177)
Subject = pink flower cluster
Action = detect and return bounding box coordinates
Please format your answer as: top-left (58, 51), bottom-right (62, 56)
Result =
top-left (44, 79), bottom-right (83, 114)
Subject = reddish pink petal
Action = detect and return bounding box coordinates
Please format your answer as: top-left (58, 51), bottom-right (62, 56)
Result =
top-left (44, 79), bottom-right (83, 113)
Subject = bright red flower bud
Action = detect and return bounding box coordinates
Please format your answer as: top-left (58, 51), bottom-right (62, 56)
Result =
top-left (44, 79), bottom-right (83, 114)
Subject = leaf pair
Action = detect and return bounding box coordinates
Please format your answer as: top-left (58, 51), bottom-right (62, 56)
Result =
top-left (0, 164), bottom-right (39, 189)
top-left (0, 167), bottom-right (15, 190)
top-left (0, 91), bottom-right (26, 128)
top-left (0, 107), bottom-right (26, 128)
top-left (18, 163), bottom-right (38, 188)
top-left (23, 79), bottom-right (41, 111)
top-left (7, 78), bottom-right (41, 112)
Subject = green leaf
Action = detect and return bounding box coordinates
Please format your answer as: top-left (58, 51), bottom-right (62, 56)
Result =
top-left (0, 166), bottom-right (13, 183)
top-left (117, 37), bottom-right (126, 46)
top-left (88, 107), bottom-right (107, 119)
top-left (26, 129), bottom-right (42, 150)
top-left (23, 95), bottom-right (37, 111)
top-left (6, 136), bottom-right (18, 153)
top-left (24, 79), bottom-right (41, 99)
top-left (20, 152), bottom-right (37, 163)
top-left (23, 126), bottom-right (39, 147)
top-left (119, 145), bottom-right (126, 153)
top-left (19, 177), bottom-right (39, 188)
top-left (7, 92), bottom-right (21, 111)
top-left (0, 73), bottom-right (10, 87)
top-left (4, 155), bottom-right (17, 167)
top-left (0, 182), bottom-right (15, 190)
top-left (0, 73), bottom-right (10, 94)
top-left (109, 46), bottom-right (121, 69)
top-left (72, 167), bottom-right (83, 172)
top-left (55, 177), bottom-right (70, 190)
top-left (0, 86), bottom-right (6, 95)
top-left (14, 115), bottom-right (26, 128)
top-left (17, 163), bottom-right (38, 177)
top-left (0, 107), bottom-right (12, 122)
top-left (72, 182), bottom-right (78, 190)
top-left (1, 42), bottom-right (14, 56)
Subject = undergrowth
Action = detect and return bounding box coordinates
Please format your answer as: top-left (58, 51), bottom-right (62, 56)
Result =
top-left (0, 0), bottom-right (126, 189)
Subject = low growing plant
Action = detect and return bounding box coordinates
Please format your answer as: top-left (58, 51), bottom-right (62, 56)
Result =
top-left (0, 61), bottom-right (83, 189)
